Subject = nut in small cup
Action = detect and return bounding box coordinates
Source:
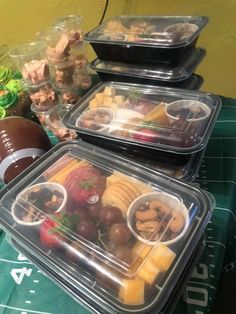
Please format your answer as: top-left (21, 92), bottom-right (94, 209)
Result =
top-left (165, 99), bottom-right (211, 125)
top-left (76, 107), bottom-right (115, 133)
top-left (11, 182), bottom-right (67, 226)
top-left (127, 191), bottom-right (189, 246)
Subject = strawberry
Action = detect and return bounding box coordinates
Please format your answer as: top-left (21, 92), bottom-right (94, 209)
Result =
top-left (64, 165), bottom-right (106, 206)
top-left (133, 128), bottom-right (158, 142)
top-left (39, 212), bottom-right (79, 249)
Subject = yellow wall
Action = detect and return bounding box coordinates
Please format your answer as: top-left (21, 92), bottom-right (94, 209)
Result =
top-left (0, 0), bottom-right (235, 98)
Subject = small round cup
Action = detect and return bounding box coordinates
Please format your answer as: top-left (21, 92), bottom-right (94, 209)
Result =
top-left (165, 99), bottom-right (211, 125)
top-left (30, 103), bottom-right (50, 129)
top-left (127, 191), bottom-right (189, 246)
top-left (27, 80), bottom-right (58, 111)
top-left (76, 107), bottom-right (115, 133)
top-left (164, 23), bottom-right (199, 40)
top-left (45, 104), bottom-right (78, 141)
top-left (11, 182), bottom-right (67, 226)
top-left (8, 41), bottom-right (48, 85)
top-left (53, 15), bottom-right (83, 48)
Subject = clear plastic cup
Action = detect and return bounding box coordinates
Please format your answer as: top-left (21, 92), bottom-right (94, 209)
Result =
top-left (35, 27), bottom-right (71, 64)
top-left (8, 41), bottom-right (49, 85)
top-left (27, 81), bottom-right (58, 111)
top-left (49, 59), bottom-right (76, 88)
top-left (30, 103), bottom-right (51, 130)
top-left (57, 86), bottom-right (81, 105)
top-left (53, 15), bottom-right (83, 48)
top-left (45, 104), bottom-right (78, 141)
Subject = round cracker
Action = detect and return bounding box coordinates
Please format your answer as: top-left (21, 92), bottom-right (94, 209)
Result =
top-left (114, 181), bottom-right (137, 201)
top-left (116, 179), bottom-right (141, 199)
top-left (111, 183), bottom-right (134, 204)
top-left (102, 189), bottom-right (128, 214)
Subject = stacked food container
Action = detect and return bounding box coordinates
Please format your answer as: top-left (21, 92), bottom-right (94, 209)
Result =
top-left (63, 81), bottom-right (221, 181)
top-left (85, 16), bottom-right (208, 89)
top-left (0, 15), bottom-right (222, 314)
top-left (0, 140), bottom-right (215, 313)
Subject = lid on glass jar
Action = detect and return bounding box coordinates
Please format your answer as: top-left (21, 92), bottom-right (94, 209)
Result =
top-left (0, 140), bottom-right (214, 313)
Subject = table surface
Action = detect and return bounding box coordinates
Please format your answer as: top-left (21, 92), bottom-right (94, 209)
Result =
top-left (0, 95), bottom-right (236, 314)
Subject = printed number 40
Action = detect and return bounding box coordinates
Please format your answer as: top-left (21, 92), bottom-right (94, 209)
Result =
top-left (11, 267), bottom-right (32, 285)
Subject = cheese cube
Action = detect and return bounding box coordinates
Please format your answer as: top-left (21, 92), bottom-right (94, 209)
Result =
top-left (150, 244), bottom-right (176, 272)
top-left (137, 259), bottom-right (160, 285)
top-left (119, 279), bottom-right (145, 305)
top-left (95, 92), bottom-right (103, 105)
top-left (89, 98), bottom-right (98, 109)
top-left (131, 241), bottom-right (152, 260)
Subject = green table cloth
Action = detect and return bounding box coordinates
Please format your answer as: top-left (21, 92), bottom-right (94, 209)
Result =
top-left (0, 95), bottom-right (236, 314)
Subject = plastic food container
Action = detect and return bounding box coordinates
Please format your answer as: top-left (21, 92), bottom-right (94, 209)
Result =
top-left (85, 16), bottom-right (208, 64)
top-left (63, 82), bottom-right (221, 155)
top-left (45, 104), bottom-right (78, 141)
top-left (90, 48), bottom-right (205, 89)
top-left (116, 147), bottom-right (205, 182)
top-left (11, 234), bottom-right (205, 314)
top-left (0, 141), bottom-right (214, 313)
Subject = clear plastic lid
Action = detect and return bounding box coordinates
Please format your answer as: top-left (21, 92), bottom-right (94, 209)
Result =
top-left (85, 16), bottom-right (208, 48)
top-left (0, 141), bottom-right (214, 313)
top-left (90, 48), bottom-right (206, 82)
top-left (63, 82), bottom-right (221, 154)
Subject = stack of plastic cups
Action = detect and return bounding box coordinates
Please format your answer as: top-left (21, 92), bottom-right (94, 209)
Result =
top-left (8, 41), bottom-right (57, 129)
top-left (35, 24), bottom-right (82, 107)
top-left (53, 15), bottom-right (92, 95)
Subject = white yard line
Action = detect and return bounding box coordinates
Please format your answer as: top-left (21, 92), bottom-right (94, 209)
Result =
top-left (197, 179), bottom-right (236, 185)
top-left (0, 304), bottom-right (52, 314)
top-left (204, 156), bottom-right (236, 160)
top-left (206, 241), bottom-right (226, 249)
top-left (0, 258), bottom-right (32, 265)
top-left (216, 120), bottom-right (236, 123)
top-left (187, 281), bottom-right (217, 290)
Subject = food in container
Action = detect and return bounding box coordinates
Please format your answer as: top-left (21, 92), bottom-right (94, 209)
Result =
top-left (74, 66), bottom-right (92, 90)
top-left (27, 81), bottom-right (57, 110)
top-left (9, 41), bottom-right (49, 85)
top-left (85, 15), bottom-right (208, 63)
top-left (0, 141), bottom-right (214, 313)
top-left (90, 48), bottom-right (205, 89)
top-left (49, 59), bottom-right (75, 88)
top-left (11, 182), bottom-right (67, 226)
top-left (76, 107), bottom-right (115, 132)
top-left (57, 86), bottom-right (81, 105)
top-left (45, 104), bottom-right (78, 141)
top-left (53, 14), bottom-right (84, 47)
top-left (63, 82), bottom-right (221, 155)
top-left (11, 233), bottom-right (205, 314)
top-left (0, 116), bottom-right (51, 183)
top-left (127, 192), bottom-right (189, 246)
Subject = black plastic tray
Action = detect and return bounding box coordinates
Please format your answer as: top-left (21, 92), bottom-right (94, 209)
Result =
top-left (90, 48), bottom-right (205, 89)
top-left (85, 16), bottom-right (208, 64)
top-left (93, 72), bottom-right (204, 90)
